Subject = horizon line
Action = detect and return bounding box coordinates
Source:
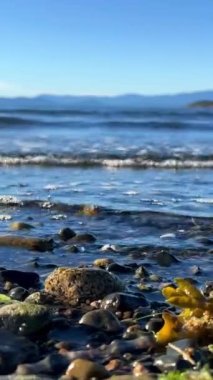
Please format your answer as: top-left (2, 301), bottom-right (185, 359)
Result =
top-left (1, 88), bottom-right (213, 99)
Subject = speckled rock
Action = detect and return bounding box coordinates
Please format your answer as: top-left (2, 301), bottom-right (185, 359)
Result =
top-left (45, 267), bottom-right (124, 306)
top-left (65, 358), bottom-right (109, 380)
top-left (79, 309), bottom-right (122, 333)
top-left (10, 222), bottom-right (34, 231)
top-left (0, 302), bottom-right (50, 334)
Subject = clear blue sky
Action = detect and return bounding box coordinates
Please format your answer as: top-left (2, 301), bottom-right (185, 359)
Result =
top-left (0, 0), bottom-right (213, 96)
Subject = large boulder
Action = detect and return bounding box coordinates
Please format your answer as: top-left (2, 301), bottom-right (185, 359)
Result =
top-left (44, 267), bottom-right (124, 306)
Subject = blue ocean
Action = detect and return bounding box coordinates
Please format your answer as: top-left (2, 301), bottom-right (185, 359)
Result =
top-left (0, 107), bottom-right (213, 282)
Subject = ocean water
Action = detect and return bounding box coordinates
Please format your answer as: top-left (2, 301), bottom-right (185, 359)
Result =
top-left (0, 108), bottom-right (213, 283)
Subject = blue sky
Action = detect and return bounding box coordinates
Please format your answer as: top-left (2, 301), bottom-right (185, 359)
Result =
top-left (0, 0), bottom-right (213, 96)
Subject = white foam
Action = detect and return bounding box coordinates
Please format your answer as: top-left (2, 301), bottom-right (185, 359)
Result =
top-left (0, 195), bottom-right (22, 204)
top-left (0, 214), bottom-right (12, 221)
top-left (195, 198), bottom-right (213, 204)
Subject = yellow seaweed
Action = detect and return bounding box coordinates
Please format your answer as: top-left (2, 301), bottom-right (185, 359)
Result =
top-left (155, 311), bottom-right (183, 345)
top-left (175, 278), bottom-right (205, 301)
top-left (155, 278), bottom-right (213, 345)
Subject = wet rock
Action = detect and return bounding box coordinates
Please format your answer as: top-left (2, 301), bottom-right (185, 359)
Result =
top-left (145, 317), bottom-right (164, 333)
top-left (33, 261), bottom-right (58, 270)
top-left (45, 267), bottom-right (124, 306)
top-left (9, 286), bottom-right (29, 301)
top-left (123, 324), bottom-right (145, 339)
top-left (66, 245), bottom-right (79, 253)
top-left (190, 265), bottom-right (201, 275)
top-left (105, 358), bottom-right (122, 371)
top-left (0, 329), bottom-right (38, 375)
top-left (155, 251), bottom-right (179, 266)
top-left (49, 324), bottom-right (97, 348)
top-left (109, 376), bottom-right (153, 380)
top-left (94, 258), bottom-right (115, 268)
top-left (0, 235), bottom-right (54, 252)
top-left (133, 360), bottom-right (157, 377)
top-left (107, 263), bottom-right (133, 274)
top-left (166, 338), bottom-right (194, 358)
top-left (135, 266), bottom-right (149, 278)
top-left (16, 353), bottom-right (69, 376)
top-left (149, 274), bottom-right (162, 282)
top-left (80, 205), bottom-right (99, 216)
top-left (10, 221), bottom-right (34, 231)
top-left (100, 244), bottom-right (119, 252)
top-left (70, 233), bottom-right (96, 243)
top-left (203, 281), bottom-right (213, 297)
top-left (79, 309), bottom-right (122, 333)
top-left (101, 292), bottom-right (149, 312)
top-left (59, 227), bottom-right (76, 241)
top-left (0, 270), bottom-right (39, 288)
top-left (154, 354), bottom-right (192, 372)
top-left (65, 358), bottom-right (109, 380)
top-left (107, 333), bottom-right (155, 355)
top-left (155, 340), bottom-right (195, 372)
top-left (25, 291), bottom-right (56, 305)
top-left (0, 302), bottom-right (50, 334)
top-left (154, 355), bottom-right (177, 372)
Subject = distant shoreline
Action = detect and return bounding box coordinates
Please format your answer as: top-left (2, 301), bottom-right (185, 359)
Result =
top-left (188, 100), bottom-right (213, 108)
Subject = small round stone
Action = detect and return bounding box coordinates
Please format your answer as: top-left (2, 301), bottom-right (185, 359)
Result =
top-left (135, 266), bottom-right (149, 278)
top-left (146, 317), bottom-right (164, 333)
top-left (93, 258), bottom-right (114, 268)
top-left (71, 233), bottom-right (96, 243)
top-left (10, 222), bottom-right (34, 231)
top-left (79, 309), bottom-right (122, 333)
top-left (101, 292), bottom-right (149, 312)
top-left (9, 287), bottom-right (29, 301)
top-left (66, 358), bottom-right (109, 380)
top-left (59, 228), bottom-right (76, 241)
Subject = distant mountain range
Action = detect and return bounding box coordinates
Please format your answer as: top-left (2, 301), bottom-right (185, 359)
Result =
top-left (1, 91), bottom-right (213, 110)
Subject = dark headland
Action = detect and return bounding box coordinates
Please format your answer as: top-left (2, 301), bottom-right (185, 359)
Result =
top-left (188, 100), bottom-right (213, 108)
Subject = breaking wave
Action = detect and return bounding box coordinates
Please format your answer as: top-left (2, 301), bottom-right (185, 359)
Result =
top-left (0, 153), bottom-right (213, 168)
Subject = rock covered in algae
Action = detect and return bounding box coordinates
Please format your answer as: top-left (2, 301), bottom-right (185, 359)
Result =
top-left (0, 302), bottom-right (50, 334)
top-left (44, 267), bottom-right (124, 306)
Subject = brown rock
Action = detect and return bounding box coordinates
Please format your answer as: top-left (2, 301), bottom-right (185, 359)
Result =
top-left (45, 267), bottom-right (124, 306)
top-left (10, 222), bottom-right (34, 231)
top-left (66, 358), bottom-right (109, 380)
top-left (94, 258), bottom-right (115, 268)
top-left (105, 359), bottom-right (121, 372)
top-left (0, 235), bottom-right (54, 252)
